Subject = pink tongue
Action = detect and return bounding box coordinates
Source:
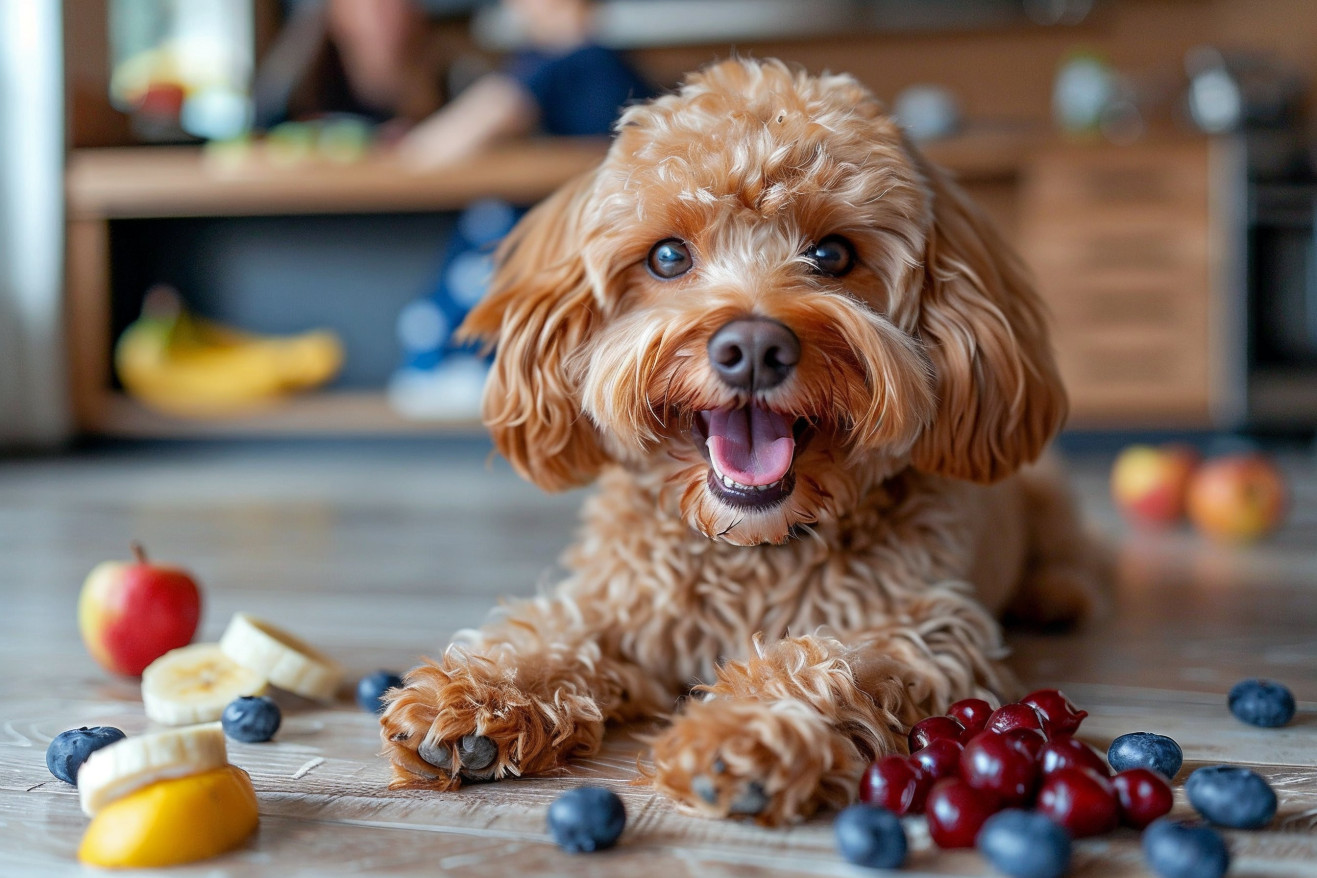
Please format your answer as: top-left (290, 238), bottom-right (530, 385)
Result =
top-left (705, 406), bottom-right (795, 487)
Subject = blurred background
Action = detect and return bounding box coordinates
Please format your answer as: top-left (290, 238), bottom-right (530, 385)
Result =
top-left (3, 0), bottom-right (1317, 448)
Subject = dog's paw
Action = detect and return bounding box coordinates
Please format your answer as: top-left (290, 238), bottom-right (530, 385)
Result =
top-left (379, 656), bottom-right (603, 790)
top-left (648, 697), bottom-right (865, 825)
top-left (1008, 561), bottom-right (1108, 629)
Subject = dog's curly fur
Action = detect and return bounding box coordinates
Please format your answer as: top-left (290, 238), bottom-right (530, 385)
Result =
top-left (380, 58), bottom-right (1103, 825)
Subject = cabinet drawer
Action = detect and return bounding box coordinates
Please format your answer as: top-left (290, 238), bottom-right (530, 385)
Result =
top-left (1044, 279), bottom-right (1209, 331)
top-left (1057, 331), bottom-right (1208, 395)
top-left (1025, 220), bottom-right (1209, 276)
top-left (1024, 141), bottom-right (1210, 213)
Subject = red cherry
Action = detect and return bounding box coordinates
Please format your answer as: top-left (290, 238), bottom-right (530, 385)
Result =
top-left (911, 737), bottom-right (963, 783)
top-left (1112, 768), bottom-right (1173, 829)
top-left (859, 755), bottom-right (929, 815)
top-left (1039, 735), bottom-right (1108, 777)
top-left (946, 698), bottom-right (994, 736)
top-left (1036, 767), bottom-right (1119, 837)
top-left (925, 777), bottom-right (1002, 848)
top-left (1002, 727), bottom-right (1046, 763)
top-left (960, 730), bottom-right (1040, 807)
top-left (1021, 689), bottom-right (1088, 737)
top-left (909, 716), bottom-right (966, 752)
top-left (986, 703), bottom-right (1048, 737)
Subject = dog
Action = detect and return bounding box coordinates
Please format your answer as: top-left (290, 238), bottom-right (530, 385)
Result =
top-left (380, 57), bottom-right (1102, 825)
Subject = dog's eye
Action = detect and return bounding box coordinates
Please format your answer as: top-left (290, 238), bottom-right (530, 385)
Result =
top-left (806, 235), bottom-right (856, 277)
top-left (647, 239), bottom-right (693, 279)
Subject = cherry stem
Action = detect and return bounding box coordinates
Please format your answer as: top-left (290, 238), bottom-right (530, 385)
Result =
top-left (130, 542), bottom-right (148, 565)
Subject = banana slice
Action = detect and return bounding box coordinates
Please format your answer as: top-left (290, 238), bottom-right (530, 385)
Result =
top-left (78, 723), bottom-right (227, 816)
top-left (219, 613), bottom-right (342, 702)
top-left (142, 643), bottom-right (268, 726)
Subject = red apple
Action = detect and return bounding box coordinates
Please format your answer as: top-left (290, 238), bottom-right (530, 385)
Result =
top-left (78, 543), bottom-right (202, 675)
top-left (1110, 444), bottom-right (1200, 526)
top-left (1186, 454), bottom-right (1287, 543)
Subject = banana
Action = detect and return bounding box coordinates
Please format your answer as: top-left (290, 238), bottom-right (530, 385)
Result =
top-left (219, 613), bottom-right (342, 702)
top-left (78, 723), bottom-right (228, 816)
top-left (114, 286), bottom-right (344, 419)
top-left (141, 643), bottom-right (269, 726)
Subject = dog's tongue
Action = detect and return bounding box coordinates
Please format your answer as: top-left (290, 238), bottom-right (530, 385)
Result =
top-left (705, 405), bottom-right (794, 486)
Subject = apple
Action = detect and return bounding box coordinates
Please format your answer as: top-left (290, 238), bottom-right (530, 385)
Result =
top-left (79, 543), bottom-right (202, 676)
top-left (1110, 444), bottom-right (1200, 526)
top-left (1186, 455), bottom-right (1288, 543)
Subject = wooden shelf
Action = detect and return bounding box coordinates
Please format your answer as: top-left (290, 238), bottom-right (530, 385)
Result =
top-left (65, 128), bottom-right (1032, 222)
top-left (64, 130), bottom-right (1038, 439)
top-left (65, 139), bottom-right (610, 219)
top-left (96, 391), bottom-right (485, 438)
top-left (64, 139), bottom-right (614, 439)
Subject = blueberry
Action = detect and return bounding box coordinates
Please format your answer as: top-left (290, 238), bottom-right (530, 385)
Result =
top-left (356, 670), bottom-right (404, 713)
top-left (546, 787), bottom-right (626, 853)
top-left (1185, 764), bottom-right (1277, 829)
top-left (1229, 678), bottom-right (1296, 728)
top-left (1142, 818), bottom-right (1230, 878)
top-left (834, 804), bottom-right (908, 869)
top-left (221, 695), bottom-right (282, 743)
top-left (1108, 732), bottom-right (1183, 779)
top-left (45, 726), bottom-right (126, 786)
top-left (977, 809), bottom-right (1071, 878)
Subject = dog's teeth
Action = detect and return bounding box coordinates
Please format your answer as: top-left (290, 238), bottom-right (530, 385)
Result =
top-left (711, 466), bottom-right (783, 494)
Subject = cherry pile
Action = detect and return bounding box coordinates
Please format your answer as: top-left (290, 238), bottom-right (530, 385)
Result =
top-left (858, 690), bottom-right (1174, 849)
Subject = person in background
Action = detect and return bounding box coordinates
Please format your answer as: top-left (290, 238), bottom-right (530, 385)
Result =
top-left (252, 0), bottom-right (444, 135)
top-left (397, 0), bottom-right (656, 168)
top-left (389, 0), bottom-right (654, 417)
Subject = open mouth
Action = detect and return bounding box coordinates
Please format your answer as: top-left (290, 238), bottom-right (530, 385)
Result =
top-left (692, 405), bottom-right (809, 509)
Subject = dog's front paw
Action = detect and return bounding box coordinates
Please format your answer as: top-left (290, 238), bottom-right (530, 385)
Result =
top-left (649, 698), bottom-right (867, 825)
top-left (379, 656), bottom-right (602, 790)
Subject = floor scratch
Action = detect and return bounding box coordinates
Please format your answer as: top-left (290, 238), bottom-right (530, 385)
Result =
top-left (292, 757), bottom-right (327, 780)
top-left (2, 723), bottom-right (32, 747)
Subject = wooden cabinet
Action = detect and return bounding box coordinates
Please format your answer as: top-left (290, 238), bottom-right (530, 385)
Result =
top-left (1018, 137), bottom-right (1245, 428)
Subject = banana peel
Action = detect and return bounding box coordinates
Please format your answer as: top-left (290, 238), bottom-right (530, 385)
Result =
top-left (115, 287), bottom-right (344, 418)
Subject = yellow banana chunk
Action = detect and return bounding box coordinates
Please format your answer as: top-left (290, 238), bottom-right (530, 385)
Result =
top-left (219, 613), bottom-right (342, 702)
top-left (78, 764), bottom-right (259, 868)
top-left (141, 643), bottom-right (269, 726)
top-left (114, 288), bottom-right (343, 419)
top-left (79, 723), bottom-right (228, 816)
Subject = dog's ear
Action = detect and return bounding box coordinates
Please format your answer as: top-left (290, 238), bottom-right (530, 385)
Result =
top-left (458, 172), bottom-right (611, 491)
top-left (908, 157), bottom-right (1068, 483)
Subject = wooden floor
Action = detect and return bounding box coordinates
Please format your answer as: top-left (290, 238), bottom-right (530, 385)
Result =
top-left (1, 440), bottom-right (1315, 876)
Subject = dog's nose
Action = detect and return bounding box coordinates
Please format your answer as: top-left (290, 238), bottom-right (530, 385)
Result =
top-left (707, 318), bottom-right (800, 391)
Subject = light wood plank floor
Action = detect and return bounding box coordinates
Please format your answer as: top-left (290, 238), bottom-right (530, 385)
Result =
top-left (2, 440), bottom-right (1315, 876)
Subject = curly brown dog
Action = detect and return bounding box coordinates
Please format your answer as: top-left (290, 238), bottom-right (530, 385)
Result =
top-left (380, 57), bottom-right (1102, 825)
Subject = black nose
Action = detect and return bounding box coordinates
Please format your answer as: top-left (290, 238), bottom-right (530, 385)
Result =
top-left (707, 318), bottom-right (800, 392)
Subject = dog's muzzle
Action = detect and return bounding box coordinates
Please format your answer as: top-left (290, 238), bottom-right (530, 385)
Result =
top-left (694, 318), bottom-right (804, 509)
